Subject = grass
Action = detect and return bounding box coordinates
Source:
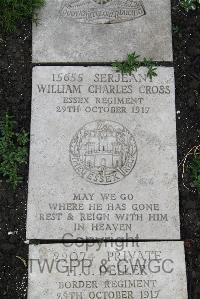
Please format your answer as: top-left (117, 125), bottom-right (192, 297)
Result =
top-left (0, 114), bottom-right (29, 189)
top-left (191, 154), bottom-right (200, 192)
top-left (0, 0), bottom-right (45, 32)
top-left (180, 0), bottom-right (200, 12)
top-left (112, 52), bottom-right (157, 80)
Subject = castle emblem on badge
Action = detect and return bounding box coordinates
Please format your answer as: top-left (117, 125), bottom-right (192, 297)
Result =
top-left (69, 120), bottom-right (137, 185)
top-left (59, 0), bottom-right (146, 24)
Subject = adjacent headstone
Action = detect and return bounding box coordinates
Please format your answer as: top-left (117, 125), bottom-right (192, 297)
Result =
top-left (32, 0), bottom-right (173, 62)
top-left (28, 241), bottom-right (188, 298)
top-left (27, 66), bottom-right (179, 240)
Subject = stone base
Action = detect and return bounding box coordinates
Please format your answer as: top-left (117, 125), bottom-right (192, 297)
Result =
top-left (32, 0), bottom-right (173, 62)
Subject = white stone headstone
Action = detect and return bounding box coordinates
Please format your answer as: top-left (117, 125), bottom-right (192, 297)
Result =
top-left (26, 66), bottom-right (180, 240)
top-left (28, 242), bottom-right (188, 298)
top-left (32, 0), bottom-right (173, 62)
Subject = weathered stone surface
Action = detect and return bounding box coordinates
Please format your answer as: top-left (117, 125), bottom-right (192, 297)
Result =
top-left (26, 66), bottom-right (179, 240)
top-left (32, 0), bottom-right (173, 62)
top-left (28, 242), bottom-right (188, 298)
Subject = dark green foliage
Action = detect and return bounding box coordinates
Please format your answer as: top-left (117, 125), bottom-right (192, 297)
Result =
top-left (112, 53), bottom-right (140, 75)
top-left (143, 58), bottom-right (158, 80)
top-left (0, 114), bottom-right (29, 189)
top-left (191, 155), bottom-right (200, 192)
top-left (0, 0), bottom-right (45, 32)
top-left (172, 25), bottom-right (181, 34)
top-left (180, 0), bottom-right (200, 12)
top-left (112, 52), bottom-right (157, 80)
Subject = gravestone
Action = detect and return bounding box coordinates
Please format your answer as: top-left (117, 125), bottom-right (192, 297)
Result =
top-left (28, 241), bottom-right (188, 298)
top-left (26, 66), bottom-right (180, 240)
top-left (32, 0), bottom-right (173, 62)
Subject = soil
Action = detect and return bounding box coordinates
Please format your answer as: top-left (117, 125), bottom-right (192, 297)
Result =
top-left (0, 1), bottom-right (200, 298)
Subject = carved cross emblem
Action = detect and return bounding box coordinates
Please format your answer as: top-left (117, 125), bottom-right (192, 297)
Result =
top-left (93, 0), bottom-right (111, 4)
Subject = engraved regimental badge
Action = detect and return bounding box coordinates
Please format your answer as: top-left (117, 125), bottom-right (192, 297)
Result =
top-left (70, 120), bottom-right (137, 185)
top-left (59, 0), bottom-right (146, 24)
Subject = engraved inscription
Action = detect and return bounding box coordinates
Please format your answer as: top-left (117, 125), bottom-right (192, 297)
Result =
top-left (59, 0), bottom-right (146, 24)
top-left (70, 120), bottom-right (137, 184)
top-left (93, 0), bottom-right (112, 4)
